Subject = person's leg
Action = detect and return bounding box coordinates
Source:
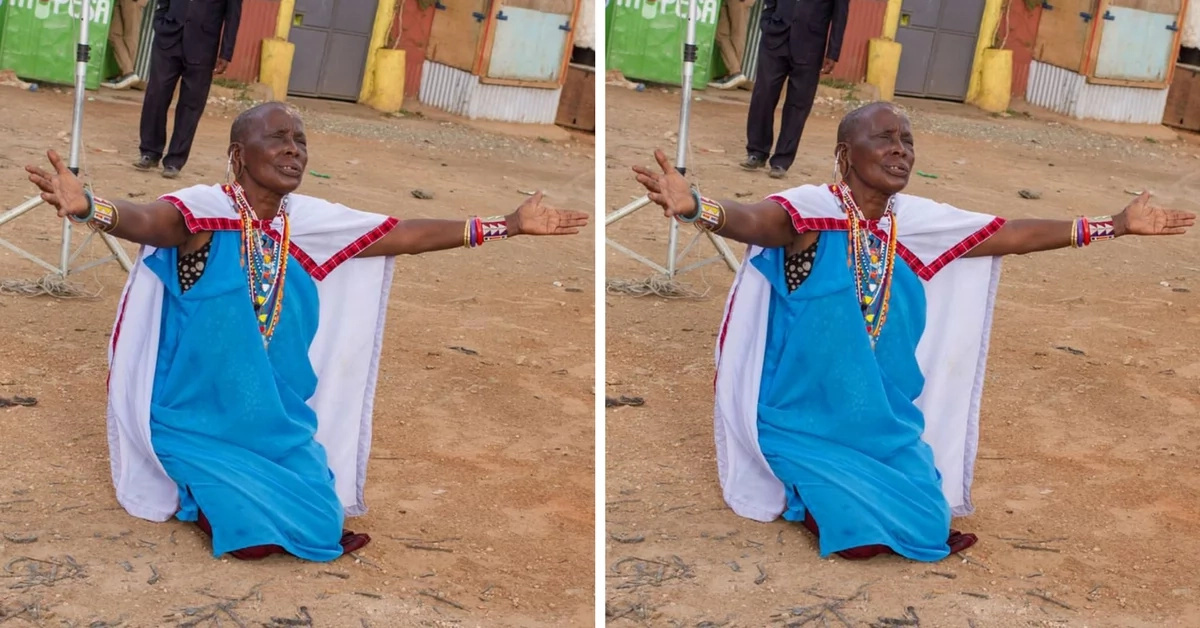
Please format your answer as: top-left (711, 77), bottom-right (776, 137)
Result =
top-left (137, 41), bottom-right (183, 168)
top-left (711, 2), bottom-right (744, 89)
top-left (105, 1), bottom-right (128, 75)
top-left (728, 0), bottom-right (750, 70)
top-left (800, 511), bottom-right (978, 560)
top-left (162, 61), bottom-right (216, 174)
top-left (744, 46), bottom-right (788, 169)
top-left (104, 0), bottom-right (143, 88)
top-left (767, 59), bottom-right (821, 175)
top-left (194, 509), bottom-right (371, 561)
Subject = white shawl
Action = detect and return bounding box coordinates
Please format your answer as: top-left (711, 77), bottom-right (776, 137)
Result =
top-left (713, 184), bottom-right (1005, 522)
top-left (106, 184), bottom-right (397, 522)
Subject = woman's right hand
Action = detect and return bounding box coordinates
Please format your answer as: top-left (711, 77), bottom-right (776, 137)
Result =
top-left (632, 149), bottom-right (697, 219)
top-left (25, 150), bottom-right (90, 219)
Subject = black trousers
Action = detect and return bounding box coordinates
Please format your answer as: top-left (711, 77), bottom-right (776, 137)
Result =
top-left (745, 47), bottom-right (822, 171)
top-left (139, 37), bottom-right (215, 170)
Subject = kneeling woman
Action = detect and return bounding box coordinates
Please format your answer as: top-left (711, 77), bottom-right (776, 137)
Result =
top-left (632, 102), bottom-right (1193, 562)
top-left (26, 102), bottom-right (588, 562)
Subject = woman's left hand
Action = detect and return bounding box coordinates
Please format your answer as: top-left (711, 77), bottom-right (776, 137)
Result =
top-left (507, 192), bottom-right (590, 236)
top-left (1117, 191), bottom-right (1196, 236)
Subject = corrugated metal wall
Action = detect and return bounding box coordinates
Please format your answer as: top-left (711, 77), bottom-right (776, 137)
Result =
top-left (419, 60), bottom-right (563, 123)
top-left (1025, 59), bottom-right (1170, 123)
top-left (744, 0), bottom-right (886, 83)
top-left (831, 0), bottom-right (887, 83)
top-left (133, 0), bottom-right (278, 85)
top-left (391, 0), bottom-right (437, 99)
top-left (226, 0), bottom-right (280, 84)
top-left (998, 0), bottom-right (1041, 98)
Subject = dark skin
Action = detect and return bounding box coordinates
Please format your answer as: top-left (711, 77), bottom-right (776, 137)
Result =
top-left (633, 102), bottom-right (1196, 559)
top-left (634, 104), bottom-right (1195, 257)
top-left (26, 104), bottom-right (589, 257)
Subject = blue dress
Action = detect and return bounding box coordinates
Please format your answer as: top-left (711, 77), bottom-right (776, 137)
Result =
top-left (753, 231), bottom-right (953, 561)
top-left (143, 231), bottom-right (345, 561)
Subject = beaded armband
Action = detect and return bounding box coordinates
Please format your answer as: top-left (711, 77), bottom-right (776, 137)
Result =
top-left (464, 216), bottom-right (509, 248)
top-left (481, 215), bottom-right (508, 242)
top-left (69, 189), bottom-right (117, 232)
top-left (1070, 215), bottom-right (1117, 248)
top-left (1087, 215), bottom-right (1116, 242)
top-left (694, 196), bottom-right (725, 232)
top-left (89, 195), bottom-right (118, 233)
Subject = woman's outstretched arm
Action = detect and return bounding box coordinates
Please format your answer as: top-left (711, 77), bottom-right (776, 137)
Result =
top-left (632, 149), bottom-right (795, 249)
top-left (26, 150), bottom-right (190, 249)
top-left (966, 192), bottom-right (1194, 257)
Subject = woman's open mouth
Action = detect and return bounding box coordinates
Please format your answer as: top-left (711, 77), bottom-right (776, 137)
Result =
top-left (883, 163), bottom-right (910, 177)
top-left (278, 163), bottom-right (303, 177)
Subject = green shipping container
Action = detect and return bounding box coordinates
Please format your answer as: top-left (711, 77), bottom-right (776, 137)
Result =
top-left (0, 0), bottom-right (113, 90)
top-left (606, 0), bottom-right (720, 90)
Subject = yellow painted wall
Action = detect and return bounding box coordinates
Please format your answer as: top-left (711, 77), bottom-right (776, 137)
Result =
top-left (882, 0), bottom-right (901, 39)
top-left (359, 0), bottom-right (399, 103)
top-left (275, 0), bottom-right (295, 38)
top-left (965, 0), bottom-right (1004, 105)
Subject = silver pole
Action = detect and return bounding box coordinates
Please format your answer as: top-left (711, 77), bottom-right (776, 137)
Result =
top-left (59, 0), bottom-right (93, 274)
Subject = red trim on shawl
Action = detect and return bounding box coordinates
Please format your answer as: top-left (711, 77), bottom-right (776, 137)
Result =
top-left (158, 194), bottom-right (400, 281)
top-left (765, 192), bottom-right (1007, 281)
top-left (714, 283), bottom-right (740, 391)
top-left (107, 283), bottom-right (134, 391)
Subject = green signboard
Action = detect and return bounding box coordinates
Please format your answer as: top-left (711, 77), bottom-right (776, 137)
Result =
top-left (0, 0), bottom-right (113, 90)
top-left (606, 0), bottom-right (720, 89)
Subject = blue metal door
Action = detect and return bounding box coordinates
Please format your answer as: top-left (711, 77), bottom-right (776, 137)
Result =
top-left (1092, 4), bottom-right (1180, 82)
top-left (485, 0), bottom-right (575, 83)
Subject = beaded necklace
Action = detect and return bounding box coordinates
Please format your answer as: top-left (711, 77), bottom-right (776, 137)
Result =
top-left (225, 183), bottom-right (291, 346)
top-left (834, 182), bottom-right (898, 349)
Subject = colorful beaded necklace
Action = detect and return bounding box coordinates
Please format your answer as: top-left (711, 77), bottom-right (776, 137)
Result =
top-left (834, 182), bottom-right (898, 348)
top-left (225, 183), bottom-right (291, 346)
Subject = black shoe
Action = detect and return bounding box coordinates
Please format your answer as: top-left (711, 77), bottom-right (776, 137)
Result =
top-left (768, 166), bottom-right (786, 179)
top-left (133, 154), bottom-right (159, 170)
top-left (161, 166), bottom-right (181, 179)
top-left (740, 155), bottom-right (765, 170)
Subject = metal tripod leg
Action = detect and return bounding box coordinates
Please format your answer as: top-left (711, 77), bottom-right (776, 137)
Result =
top-left (0, 195), bottom-right (133, 276)
top-left (605, 194), bottom-right (741, 277)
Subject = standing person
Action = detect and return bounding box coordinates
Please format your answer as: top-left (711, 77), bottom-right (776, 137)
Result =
top-left (135, 0), bottom-right (242, 179)
top-left (742, 0), bottom-right (849, 179)
top-left (24, 102), bottom-right (589, 562)
top-left (710, 0), bottom-right (754, 90)
top-left (632, 101), bottom-right (1194, 562)
top-left (102, 0), bottom-right (149, 90)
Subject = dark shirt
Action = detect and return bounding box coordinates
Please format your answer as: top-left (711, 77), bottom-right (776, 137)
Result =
top-left (153, 0), bottom-right (242, 63)
top-left (759, 0), bottom-right (850, 63)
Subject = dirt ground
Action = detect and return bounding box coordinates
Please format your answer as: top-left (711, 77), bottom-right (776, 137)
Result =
top-left (0, 85), bottom-right (594, 626)
top-left (604, 83), bottom-right (1200, 627)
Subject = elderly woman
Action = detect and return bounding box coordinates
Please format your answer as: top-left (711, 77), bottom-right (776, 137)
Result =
top-left (25, 102), bottom-right (589, 562)
top-left (632, 101), bottom-right (1194, 562)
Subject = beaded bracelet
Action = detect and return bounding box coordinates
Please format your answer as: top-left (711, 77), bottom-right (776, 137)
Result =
top-left (1070, 215), bottom-right (1117, 248)
top-left (463, 216), bottom-right (510, 248)
top-left (694, 195), bottom-right (725, 232)
top-left (67, 189), bottom-right (117, 232)
top-left (89, 195), bottom-right (119, 233)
